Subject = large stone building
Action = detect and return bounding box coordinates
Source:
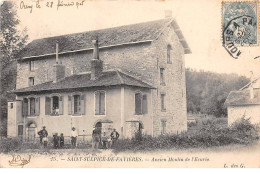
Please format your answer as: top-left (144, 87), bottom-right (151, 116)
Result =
top-left (8, 17), bottom-right (191, 141)
top-left (225, 75), bottom-right (260, 126)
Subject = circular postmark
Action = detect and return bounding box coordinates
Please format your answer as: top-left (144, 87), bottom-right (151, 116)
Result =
top-left (222, 1), bottom-right (258, 59)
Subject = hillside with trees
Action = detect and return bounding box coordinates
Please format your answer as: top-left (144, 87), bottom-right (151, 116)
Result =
top-left (186, 68), bottom-right (249, 117)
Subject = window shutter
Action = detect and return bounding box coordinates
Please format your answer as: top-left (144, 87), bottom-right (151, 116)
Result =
top-left (68, 95), bottom-right (72, 115)
top-left (100, 92), bottom-right (105, 115)
top-left (22, 99), bottom-right (28, 116)
top-left (45, 97), bottom-right (51, 115)
top-left (80, 94), bottom-right (86, 115)
top-left (59, 96), bottom-right (63, 115)
top-left (72, 96), bottom-right (75, 114)
top-left (135, 93), bottom-right (142, 115)
top-left (95, 92), bottom-right (100, 115)
top-left (142, 95), bottom-right (147, 114)
top-left (35, 97), bottom-right (40, 116)
top-left (78, 97), bottom-right (81, 113)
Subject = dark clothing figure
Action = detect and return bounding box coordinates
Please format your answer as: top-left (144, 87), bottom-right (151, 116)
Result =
top-left (92, 128), bottom-right (101, 149)
top-left (38, 127), bottom-right (48, 147)
top-left (110, 129), bottom-right (119, 146)
top-left (60, 134), bottom-right (64, 148)
top-left (71, 137), bottom-right (77, 147)
top-left (53, 134), bottom-right (59, 149)
top-left (101, 132), bottom-right (109, 149)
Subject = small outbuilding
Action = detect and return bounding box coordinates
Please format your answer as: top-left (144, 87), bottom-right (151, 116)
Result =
top-left (225, 76), bottom-right (260, 126)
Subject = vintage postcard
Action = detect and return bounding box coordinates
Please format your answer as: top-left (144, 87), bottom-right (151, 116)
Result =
top-left (0, 0), bottom-right (260, 168)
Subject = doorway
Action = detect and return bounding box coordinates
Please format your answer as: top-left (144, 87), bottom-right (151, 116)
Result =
top-left (27, 122), bottom-right (37, 142)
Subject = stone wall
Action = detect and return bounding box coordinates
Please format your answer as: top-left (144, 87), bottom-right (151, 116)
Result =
top-left (149, 26), bottom-right (187, 135)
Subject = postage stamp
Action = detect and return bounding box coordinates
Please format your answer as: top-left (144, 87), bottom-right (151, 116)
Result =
top-left (222, 1), bottom-right (259, 58)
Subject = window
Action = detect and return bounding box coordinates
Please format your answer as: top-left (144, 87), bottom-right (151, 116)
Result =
top-left (167, 45), bottom-right (172, 63)
top-left (29, 77), bottom-right (34, 86)
top-left (45, 96), bottom-right (64, 116)
top-left (68, 94), bottom-right (85, 115)
top-left (22, 97), bottom-right (40, 116)
top-left (135, 93), bottom-right (148, 115)
top-left (10, 103), bottom-right (13, 109)
top-left (95, 91), bottom-right (105, 115)
top-left (29, 60), bottom-right (34, 71)
top-left (135, 93), bottom-right (142, 115)
top-left (161, 120), bottom-right (166, 135)
top-left (160, 68), bottom-right (165, 85)
top-left (29, 98), bottom-right (35, 116)
top-left (74, 95), bottom-right (81, 114)
top-left (161, 93), bottom-right (166, 111)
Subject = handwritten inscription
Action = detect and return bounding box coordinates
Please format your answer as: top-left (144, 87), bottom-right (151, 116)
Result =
top-left (9, 154), bottom-right (31, 168)
top-left (19, 0), bottom-right (86, 13)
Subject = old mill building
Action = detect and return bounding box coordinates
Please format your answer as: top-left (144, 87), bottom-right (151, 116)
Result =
top-left (8, 17), bottom-right (191, 141)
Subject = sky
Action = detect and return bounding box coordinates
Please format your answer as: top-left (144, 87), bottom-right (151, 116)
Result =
top-left (11, 0), bottom-right (260, 78)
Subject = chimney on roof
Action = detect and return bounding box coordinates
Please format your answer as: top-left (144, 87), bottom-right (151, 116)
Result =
top-left (53, 42), bottom-right (65, 82)
top-left (249, 71), bottom-right (254, 99)
top-left (165, 10), bottom-right (172, 18)
top-left (91, 40), bottom-right (103, 80)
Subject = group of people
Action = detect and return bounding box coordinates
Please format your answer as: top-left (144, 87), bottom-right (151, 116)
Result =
top-left (92, 127), bottom-right (120, 149)
top-left (37, 126), bottom-right (77, 149)
top-left (37, 126), bottom-right (120, 149)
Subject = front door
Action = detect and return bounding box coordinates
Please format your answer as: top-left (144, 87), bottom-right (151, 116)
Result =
top-left (27, 123), bottom-right (36, 142)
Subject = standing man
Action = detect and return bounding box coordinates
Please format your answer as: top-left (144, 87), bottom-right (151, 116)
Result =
top-left (92, 127), bottom-right (101, 150)
top-left (110, 128), bottom-right (119, 147)
top-left (71, 127), bottom-right (78, 148)
top-left (38, 126), bottom-right (48, 147)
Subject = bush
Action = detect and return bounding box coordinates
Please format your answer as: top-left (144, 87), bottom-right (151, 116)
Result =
top-left (113, 118), bottom-right (259, 152)
top-left (0, 137), bottom-right (23, 153)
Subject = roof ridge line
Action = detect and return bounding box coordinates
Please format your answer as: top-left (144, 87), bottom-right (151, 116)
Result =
top-left (28, 18), bottom-right (171, 42)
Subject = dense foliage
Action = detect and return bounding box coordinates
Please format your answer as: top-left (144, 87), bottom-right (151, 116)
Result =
top-left (112, 117), bottom-right (259, 152)
top-left (186, 68), bottom-right (249, 117)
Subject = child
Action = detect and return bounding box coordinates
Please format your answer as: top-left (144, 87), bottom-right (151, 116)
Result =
top-left (101, 132), bottom-right (108, 149)
top-left (60, 133), bottom-right (64, 148)
top-left (53, 133), bottom-right (59, 149)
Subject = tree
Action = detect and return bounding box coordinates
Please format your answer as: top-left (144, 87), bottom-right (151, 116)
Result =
top-left (185, 68), bottom-right (249, 117)
top-left (0, 1), bottom-right (28, 65)
top-left (0, 1), bottom-right (28, 137)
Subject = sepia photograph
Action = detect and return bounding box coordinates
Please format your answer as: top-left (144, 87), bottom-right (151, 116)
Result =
top-left (0, 0), bottom-right (259, 168)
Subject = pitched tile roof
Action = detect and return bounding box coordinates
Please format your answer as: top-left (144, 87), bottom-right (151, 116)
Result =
top-left (12, 70), bottom-right (155, 94)
top-left (224, 89), bottom-right (260, 106)
top-left (19, 18), bottom-right (191, 59)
